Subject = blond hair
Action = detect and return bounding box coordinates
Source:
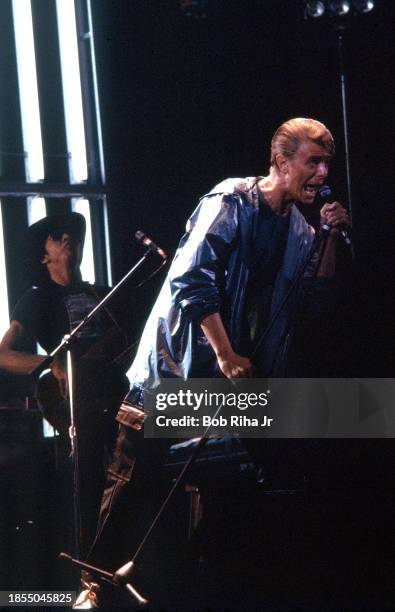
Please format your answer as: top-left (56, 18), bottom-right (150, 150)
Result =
top-left (270, 117), bottom-right (335, 169)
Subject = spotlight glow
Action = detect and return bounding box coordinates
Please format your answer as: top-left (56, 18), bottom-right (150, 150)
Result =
top-left (352, 0), bottom-right (375, 13)
top-left (305, 1), bottom-right (326, 18)
top-left (329, 0), bottom-right (351, 15)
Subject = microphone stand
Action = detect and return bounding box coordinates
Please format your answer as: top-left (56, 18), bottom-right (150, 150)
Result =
top-left (30, 247), bottom-right (162, 565)
top-left (66, 346), bottom-right (81, 559)
top-left (59, 553), bottom-right (148, 607)
top-left (337, 31), bottom-right (353, 231)
top-left (336, 29), bottom-right (355, 260)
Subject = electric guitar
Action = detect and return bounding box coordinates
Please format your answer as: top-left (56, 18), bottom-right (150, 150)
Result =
top-left (35, 326), bottom-right (136, 435)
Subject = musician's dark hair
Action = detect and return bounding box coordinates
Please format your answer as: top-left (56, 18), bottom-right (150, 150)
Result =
top-left (24, 212), bottom-right (85, 285)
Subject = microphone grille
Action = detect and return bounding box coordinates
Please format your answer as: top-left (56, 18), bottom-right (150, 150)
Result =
top-left (319, 185), bottom-right (331, 200)
top-left (134, 230), bottom-right (145, 243)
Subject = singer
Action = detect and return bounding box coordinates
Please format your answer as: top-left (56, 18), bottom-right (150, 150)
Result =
top-left (124, 117), bottom-right (349, 388)
top-left (75, 118), bottom-right (350, 607)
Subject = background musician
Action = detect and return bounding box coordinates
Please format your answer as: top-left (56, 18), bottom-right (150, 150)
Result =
top-left (0, 212), bottom-right (130, 559)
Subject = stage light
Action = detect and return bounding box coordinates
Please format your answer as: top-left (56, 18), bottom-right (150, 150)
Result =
top-left (329, 0), bottom-right (351, 15)
top-left (12, 0), bottom-right (44, 182)
top-left (27, 196), bottom-right (46, 226)
top-left (304, 1), bottom-right (326, 18)
top-left (72, 198), bottom-right (96, 283)
top-left (56, 0), bottom-right (88, 183)
top-left (180, 0), bottom-right (208, 19)
top-left (352, 0), bottom-right (375, 13)
top-left (0, 203), bottom-right (10, 336)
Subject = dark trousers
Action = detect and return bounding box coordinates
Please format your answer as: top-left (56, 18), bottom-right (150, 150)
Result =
top-left (86, 405), bottom-right (171, 572)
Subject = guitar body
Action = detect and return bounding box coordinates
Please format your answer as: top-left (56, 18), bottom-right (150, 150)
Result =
top-left (36, 327), bottom-right (134, 435)
top-left (36, 370), bottom-right (70, 435)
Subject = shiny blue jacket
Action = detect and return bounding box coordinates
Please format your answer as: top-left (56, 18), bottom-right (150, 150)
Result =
top-left (125, 177), bottom-right (319, 406)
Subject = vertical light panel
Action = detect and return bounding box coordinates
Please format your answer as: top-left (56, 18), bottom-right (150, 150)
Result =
top-left (27, 197), bottom-right (47, 356)
top-left (86, 0), bottom-right (105, 183)
top-left (56, 0), bottom-right (88, 183)
top-left (0, 203), bottom-right (10, 337)
top-left (102, 197), bottom-right (112, 286)
top-left (12, 0), bottom-right (44, 182)
top-left (72, 198), bottom-right (95, 283)
top-left (27, 196), bottom-right (46, 226)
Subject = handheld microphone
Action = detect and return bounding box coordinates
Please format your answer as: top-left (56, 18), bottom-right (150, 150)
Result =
top-left (135, 230), bottom-right (167, 260)
top-left (318, 185), bottom-right (352, 247)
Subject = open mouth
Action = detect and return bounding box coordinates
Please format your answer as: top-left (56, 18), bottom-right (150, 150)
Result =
top-left (303, 183), bottom-right (321, 195)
